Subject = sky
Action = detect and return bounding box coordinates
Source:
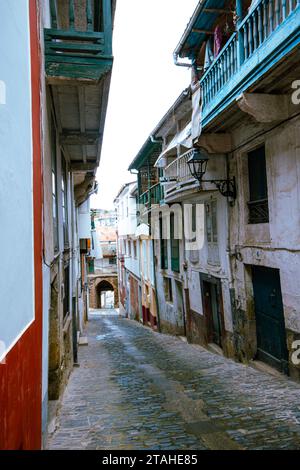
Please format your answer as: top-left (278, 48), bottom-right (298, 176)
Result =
top-left (90, 0), bottom-right (199, 210)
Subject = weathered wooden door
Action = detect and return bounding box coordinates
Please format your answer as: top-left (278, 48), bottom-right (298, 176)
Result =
top-left (252, 266), bottom-right (288, 373)
top-left (202, 279), bottom-right (223, 348)
top-left (175, 280), bottom-right (186, 335)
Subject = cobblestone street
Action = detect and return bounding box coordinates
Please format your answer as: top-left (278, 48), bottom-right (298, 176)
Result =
top-left (48, 310), bottom-right (300, 450)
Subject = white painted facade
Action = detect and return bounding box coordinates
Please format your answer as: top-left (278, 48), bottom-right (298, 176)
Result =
top-left (39, 2), bottom-right (95, 434)
top-left (228, 110), bottom-right (300, 371)
top-left (115, 182), bottom-right (142, 318)
top-left (0, 0), bottom-right (34, 361)
top-left (78, 200), bottom-right (92, 239)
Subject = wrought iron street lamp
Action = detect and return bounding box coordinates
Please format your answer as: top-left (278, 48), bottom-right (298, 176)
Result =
top-left (187, 147), bottom-right (236, 199)
top-left (187, 147), bottom-right (209, 182)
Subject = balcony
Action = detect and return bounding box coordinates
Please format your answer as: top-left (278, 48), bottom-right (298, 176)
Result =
top-left (45, 0), bottom-right (115, 189)
top-left (163, 150), bottom-right (197, 199)
top-left (200, 0), bottom-right (300, 127)
top-left (139, 183), bottom-right (164, 210)
top-left (163, 149), bottom-right (227, 201)
top-left (45, 0), bottom-right (113, 82)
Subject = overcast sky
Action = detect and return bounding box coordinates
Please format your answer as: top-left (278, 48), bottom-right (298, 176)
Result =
top-left (90, 0), bottom-right (198, 210)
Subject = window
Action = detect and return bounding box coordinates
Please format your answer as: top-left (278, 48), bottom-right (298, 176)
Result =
top-left (163, 277), bottom-right (173, 303)
top-left (63, 265), bottom-right (70, 319)
top-left (128, 240), bottom-right (131, 257)
top-left (88, 259), bottom-right (95, 274)
top-left (192, 204), bottom-right (197, 233)
top-left (170, 213), bottom-right (180, 272)
top-left (160, 215), bottom-right (168, 269)
top-left (133, 240), bottom-right (137, 259)
top-left (61, 157), bottom-right (69, 247)
top-left (51, 117), bottom-right (59, 252)
top-left (247, 145), bottom-right (269, 224)
top-left (206, 200), bottom-right (219, 265)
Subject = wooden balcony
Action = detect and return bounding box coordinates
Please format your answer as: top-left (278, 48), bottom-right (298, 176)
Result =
top-left (200, 0), bottom-right (300, 127)
top-left (163, 149), bottom-right (227, 201)
top-left (45, 1), bottom-right (115, 192)
top-left (45, 0), bottom-right (113, 82)
top-left (163, 150), bottom-right (198, 199)
top-left (139, 183), bottom-right (164, 210)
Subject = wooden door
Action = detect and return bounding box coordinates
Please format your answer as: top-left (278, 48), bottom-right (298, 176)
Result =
top-left (252, 266), bottom-right (288, 373)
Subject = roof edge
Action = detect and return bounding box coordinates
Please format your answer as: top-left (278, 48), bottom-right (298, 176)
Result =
top-left (173, 0), bottom-right (206, 61)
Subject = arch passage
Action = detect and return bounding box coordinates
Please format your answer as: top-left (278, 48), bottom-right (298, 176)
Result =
top-left (97, 280), bottom-right (114, 309)
top-left (89, 276), bottom-right (119, 309)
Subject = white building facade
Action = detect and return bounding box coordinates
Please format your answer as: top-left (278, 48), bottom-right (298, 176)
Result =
top-left (115, 182), bottom-right (142, 322)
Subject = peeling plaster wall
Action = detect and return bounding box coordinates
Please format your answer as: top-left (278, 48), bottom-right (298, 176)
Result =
top-left (154, 188), bottom-right (234, 354)
top-left (229, 113), bottom-right (300, 377)
top-left (89, 275), bottom-right (119, 309)
top-left (154, 237), bottom-right (186, 336)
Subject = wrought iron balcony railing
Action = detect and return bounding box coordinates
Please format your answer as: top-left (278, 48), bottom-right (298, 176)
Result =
top-left (248, 198), bottom-right (269, 224)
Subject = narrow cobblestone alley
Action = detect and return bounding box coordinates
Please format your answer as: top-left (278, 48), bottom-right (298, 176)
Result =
top-left (48, 310), bottom-right (300, 450)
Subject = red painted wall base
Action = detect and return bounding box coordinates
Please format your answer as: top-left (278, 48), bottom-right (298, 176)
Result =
top-left (0, 0), bottom-right (43, 450)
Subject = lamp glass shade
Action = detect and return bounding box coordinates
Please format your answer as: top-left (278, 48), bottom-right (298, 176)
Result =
top-left (187, 147), bottom-right (209, 182)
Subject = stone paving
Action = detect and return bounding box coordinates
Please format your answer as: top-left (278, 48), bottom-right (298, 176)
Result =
top-left (48, 310), bottom-right (300, 450)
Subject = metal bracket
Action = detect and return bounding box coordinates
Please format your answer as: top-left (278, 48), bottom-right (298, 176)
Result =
top-left (202, 177), bottom-right (237, 199)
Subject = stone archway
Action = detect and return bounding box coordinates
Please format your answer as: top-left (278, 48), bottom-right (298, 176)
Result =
top-left (89, 274), bottom-right (119, 309)
top-left (97, 280), bottom-right (114, 308)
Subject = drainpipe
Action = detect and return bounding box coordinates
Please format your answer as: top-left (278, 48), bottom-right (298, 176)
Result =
top-left (173, 0), bottom-right (208, 67)
top-left (236, 0), bottom-right (245, 66)
top-left (225, 152), bottom-right (237, 353)
top-left (173, 51), bottom-right (193, 68)
top-left (152, 233), bottom-right (161, 333)
top-left (150, 135), bottom-right (163, 144)
top-left (149, 133), bottom-right (162, 332)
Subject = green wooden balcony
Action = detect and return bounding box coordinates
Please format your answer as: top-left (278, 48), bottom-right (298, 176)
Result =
top-left (44, 1), bottom-right (115, 193)
top-left (139, 183), bottom-right (164, 210)
top-left (45, 0), bottom-right (113, 82)
top-left (199, 0), bottom-right (300, 127)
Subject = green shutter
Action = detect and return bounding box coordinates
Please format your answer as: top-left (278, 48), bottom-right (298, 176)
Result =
top-left (170, 213), bottom-right (180, 272)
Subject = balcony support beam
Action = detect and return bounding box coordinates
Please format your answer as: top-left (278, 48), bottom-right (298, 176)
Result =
top-left (78, 87), bottom-right (87, 163)
top-left (203, 8), bottom-right (232, 14)
top-left (195, 133), bottom-right (232, 154)
top-left (71, 162), bottom-right (97, 172)
top-left (236, 92), bottom-right (290, 122)
top-left (192, 28), bottom-right (214, 35)
top-left (59, 132), bottom-right (99, 145)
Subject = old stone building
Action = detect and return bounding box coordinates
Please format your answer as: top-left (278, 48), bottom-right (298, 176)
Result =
top-left (41, 1), bottom-right (115, 437)
top-left (114, 182), bottom-right (142, 321)
top-left (89, 275), bottom-right (119, 309)
top-left (123, 0), bottom-right (300, 379)
top-left (88, 208), bottom-right (118, 309)
top-left (0, 0), bottom-right (115, 449)
top-left (127, 143), bottom-right (162, 330)
top-left (173, 0), bottom-right (300, 376)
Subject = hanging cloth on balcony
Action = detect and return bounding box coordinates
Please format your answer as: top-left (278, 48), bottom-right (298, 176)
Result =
top-left (214, 25), bottom-right (223, 57)
top-left (191, 86), bottom-right (202, 142)
top-left (154, 122), bottom-right (192, 168)
top-left (204, 38), bottom-right (214, 71)
top-left (135, 223), bottom-right (149, 238)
